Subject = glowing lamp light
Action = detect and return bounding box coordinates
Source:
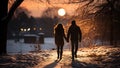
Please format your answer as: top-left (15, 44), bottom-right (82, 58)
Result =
top-left (27, 28), bottom-right (30, 31)
top-left (39, 28), bottom-right (42, 30)
top-left (20, 28), bottom-right (23, 31)
top-left (24, 29), bottom-right (26, 32)
top-left (33, 27), bottom-right (36, 30)
top-left (58, 8), bottom-right (66, 16)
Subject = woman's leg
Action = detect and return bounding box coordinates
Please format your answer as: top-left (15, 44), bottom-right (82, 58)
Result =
top-left (57, 46), bottom-right (59, 59)
top-left (60, 45), bottom-right (63, 60)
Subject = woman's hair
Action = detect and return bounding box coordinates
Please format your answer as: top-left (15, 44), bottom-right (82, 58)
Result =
top-left (57, 24), bottom-right (63, 28)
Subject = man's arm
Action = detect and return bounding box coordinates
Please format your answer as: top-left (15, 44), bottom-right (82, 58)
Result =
top-left (78, 27), bottom-right (82, 42)
top-left (67, 28), bottom-right (71, 42)
top-left (63, 29), bottom-right (67, 41)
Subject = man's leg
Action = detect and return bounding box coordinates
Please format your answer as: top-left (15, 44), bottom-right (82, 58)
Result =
top-left (71, 42), bottom-right (74, 61)
top-left (75, 41), bottom-right (78, 58)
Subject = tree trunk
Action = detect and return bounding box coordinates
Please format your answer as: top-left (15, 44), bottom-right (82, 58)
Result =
top-left (0, 21), bottom-right (8, 55)
top-left (0, 0), bottom-right (8, 55)
top-left (109, 1), bottom-right (115, 45)
top-left (0, 0), bottom-right (23, 55)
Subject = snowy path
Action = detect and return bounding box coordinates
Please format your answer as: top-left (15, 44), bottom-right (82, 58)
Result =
top-left (33, 50), bottom-right (99, 68)
top-left (33, 46), bottom-right (120, 68)
top-left (0, 46), bottom-right (120, 68)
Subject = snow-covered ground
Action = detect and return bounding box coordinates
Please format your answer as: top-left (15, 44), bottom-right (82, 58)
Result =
top-left (7, 37), bottom-right (70, 55)
top-left (2, 45), bottom-right (119, 68)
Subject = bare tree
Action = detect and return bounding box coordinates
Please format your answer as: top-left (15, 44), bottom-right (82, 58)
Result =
top-left (0, 0), bottom-right (23, 55)
top-left (75, 0), bottom-right (120, 46)
top-left (94, 0), bottom-right (120, 45)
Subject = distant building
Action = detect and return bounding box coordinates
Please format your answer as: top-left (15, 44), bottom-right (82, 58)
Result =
top-left (34, 17), bottom-right (57, 37)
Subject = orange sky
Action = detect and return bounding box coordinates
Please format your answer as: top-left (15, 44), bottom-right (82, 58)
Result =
top-left (20, 0), bottom-right (87, 17)
top-left (20, 0), bottom-right (47, 17)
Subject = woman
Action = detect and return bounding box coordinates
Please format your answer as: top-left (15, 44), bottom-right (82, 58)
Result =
top-left (54, 24), bottom-right (66, 60)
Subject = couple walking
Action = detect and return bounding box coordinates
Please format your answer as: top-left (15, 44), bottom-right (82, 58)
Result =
top-left (54, 20), bottom-right (82, 61)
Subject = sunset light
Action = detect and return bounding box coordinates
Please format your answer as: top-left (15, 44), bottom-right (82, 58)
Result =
top-left (1, 0), bottom-right (120, 68)
top-left (58, 8), bottom-right (66, 16)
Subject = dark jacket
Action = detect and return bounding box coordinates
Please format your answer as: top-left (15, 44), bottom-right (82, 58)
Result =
top-left (67, 24), bottom-right (82, 42)
top-left (55, 24), bottom-right (66, 46)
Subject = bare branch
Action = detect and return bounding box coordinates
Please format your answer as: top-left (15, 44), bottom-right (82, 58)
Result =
top-left (5, 0), bottom-right (24, 23)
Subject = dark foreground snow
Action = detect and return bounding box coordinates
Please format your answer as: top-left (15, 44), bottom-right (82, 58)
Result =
top-left (0, 46), bottom-right (120, 68)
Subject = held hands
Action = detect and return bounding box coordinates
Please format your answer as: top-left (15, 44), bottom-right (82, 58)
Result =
top-left (66, 38), bottom-right (69, 42)
top-left (79, 39), bottom-right (81, 42)
top-left (65, 37), bottom-right (69, 42)
top-left (67, 39), bottom-right (69, 42)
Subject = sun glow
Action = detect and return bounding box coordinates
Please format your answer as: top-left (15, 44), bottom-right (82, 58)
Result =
top-left (58, 8), bottom-right (66, 16)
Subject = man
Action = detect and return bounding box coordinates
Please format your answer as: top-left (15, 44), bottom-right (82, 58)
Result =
top-left (67, 20), bottom-right (82, 61)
